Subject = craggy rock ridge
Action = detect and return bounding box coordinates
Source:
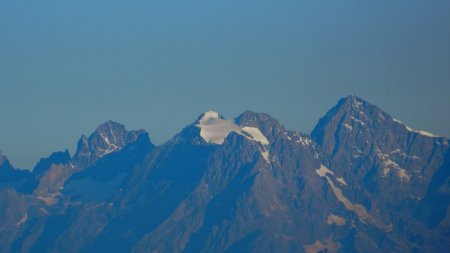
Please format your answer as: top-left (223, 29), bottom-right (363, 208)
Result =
top-left (0, 96), bottom-right (448, 253)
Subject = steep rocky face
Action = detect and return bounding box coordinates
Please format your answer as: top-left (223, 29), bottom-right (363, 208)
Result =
top-left (72, 112), bottom-right (325, 253)
top-left (73, 121), bottom-right (146, 168)
top-left (0, 99), bottom-right (449, 253)
top-left (312, 95), bottom-right (448, 194)
top-left (0, 152), bottom-right (8, 166)
top-left (0, 189), bottom-right (36, 252)
top-left (28, 150), bottom-right (72, 196)
top-left (0, 122), bottom-right (155, 253)
top-left (64, 130), bottom-right (154, 202)
top-left (32, 151), bottom-right (72, 177)
top-left (312, 95), bottom-right (450, 252)
top-left (60, 112), bottom-right (351, 253)
top-left (0, 152), bottom-right (32, 192)
top-left (235, 111), bottom-right (287, 142)
top-left (29, 122), bottom-right (155, 202)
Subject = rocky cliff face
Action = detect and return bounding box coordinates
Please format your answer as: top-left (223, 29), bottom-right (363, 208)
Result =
top-left (0, 152), bottom-right (32, 192)
top-left (0, 96), bottom-right (448, 253)
top-left (312, 95), bottom-right (450, 252)
top-left (73, 121), bottom-right (149, 167)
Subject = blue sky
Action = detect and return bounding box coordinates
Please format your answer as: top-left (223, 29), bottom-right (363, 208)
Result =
top-left (1, 1), bottom-right (450, 169)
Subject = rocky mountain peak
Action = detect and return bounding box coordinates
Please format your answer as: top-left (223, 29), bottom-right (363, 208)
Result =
top-left (190, 111), bottom-right (274, 150)
top-left (235, 110), bottom-right (286, 142)
top-left (311, 96), bottom-right (448, 208)
top-left (0, 151), bottom-right (33, 192)
top-left (312, 96), bottom-right (399, 151)
top-left (343, 94), bottom-right (366, 109)
top-left (92, 120), bottom-right (129, 150)
top-left (0, 151), bottom-right (14, 172)
top-left (32, 150), bottom-right (71, 175)
top-left (73, 121), bottom-right (152, 167)
top-left (312, 96), bottom-right (442, 154)
top-left (1, 102), bottom-right (449, 253)
top-left (196, 111), bottom-right (224, 123)
top-left (0, 151), bottom-right (8, 166)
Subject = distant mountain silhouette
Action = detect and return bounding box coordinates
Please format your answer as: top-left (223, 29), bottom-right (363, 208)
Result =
top-left (0, 96), bottom-right (448, 253)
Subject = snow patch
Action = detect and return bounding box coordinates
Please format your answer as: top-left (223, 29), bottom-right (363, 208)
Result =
top-left (352, 98), bottom-right (363, 109)
top-left (316, 165), bottom-right (390, 231)
top-left (196, 112), bottom-right (271, 162)
top-left (377, 149), bottom-right (411, 182)
top-left (241, 128), bottom-right (270, 162)
top-left (336, 177), bottom-right (347, 186)
top-left (197, 114), bottom-right (241, 145)
top-left (390, 148), bottom-right (402, 154)
top-left (351, 116), bottom-right (366, 126)
top-left (315, 165), bottom-right (334, 177)
top-left (241, 127), bottom-right (270, 145)
top-left (98, 133), bottom-right (120, 157)
top-left (199, 111), bottom-right (220, 122)
top-left (295, 134), bottom-right (313, 147)
top-left (417, 130), bottom-right (437, 138)
top-left (390, 148), bottom-right (421, 160)
top-left (261, 150), bottom-right (269, 161)
top-left (326, 176), bottom-right (370, 223)
top-left (393, 118), bottom-right (439, 138)
top-left (343, 123), bottom-right (352, 131)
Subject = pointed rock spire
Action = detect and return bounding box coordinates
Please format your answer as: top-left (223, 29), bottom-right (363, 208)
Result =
top-left (73, 121), bottom-right (152, 167)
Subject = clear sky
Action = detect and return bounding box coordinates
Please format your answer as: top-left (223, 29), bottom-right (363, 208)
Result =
top-left (1, 1), bottom-right (450, 169)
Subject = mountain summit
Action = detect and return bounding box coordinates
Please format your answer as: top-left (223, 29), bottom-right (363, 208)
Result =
top-left (0, 96), bottom-right (448, 253)
top-left (73, 121), bottom-right (150, 167)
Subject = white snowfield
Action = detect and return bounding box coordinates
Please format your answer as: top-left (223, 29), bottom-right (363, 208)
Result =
top-left (392, 118), bottom-right (439, 138)
top-left (241, 127), bottom-right (270, 145)
top-left (196, 111), bottom-right (270, 161)
top-left (197, 112), bottom-right (241, 145)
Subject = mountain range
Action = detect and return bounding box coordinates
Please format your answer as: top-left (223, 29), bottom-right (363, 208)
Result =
top-left (1, 95), bottom-right (449, 253)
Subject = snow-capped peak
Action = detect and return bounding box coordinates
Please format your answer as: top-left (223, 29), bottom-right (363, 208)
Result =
top-left (199, 111), bottom-right (220, 123)
top-left (195, 112), bottom-right (271, 162)
top-left (196, 112), bottom-right (240, 145)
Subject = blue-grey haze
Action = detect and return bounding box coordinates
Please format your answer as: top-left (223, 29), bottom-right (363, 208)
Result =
top-left (1, 0), bottom-right (449, 169)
